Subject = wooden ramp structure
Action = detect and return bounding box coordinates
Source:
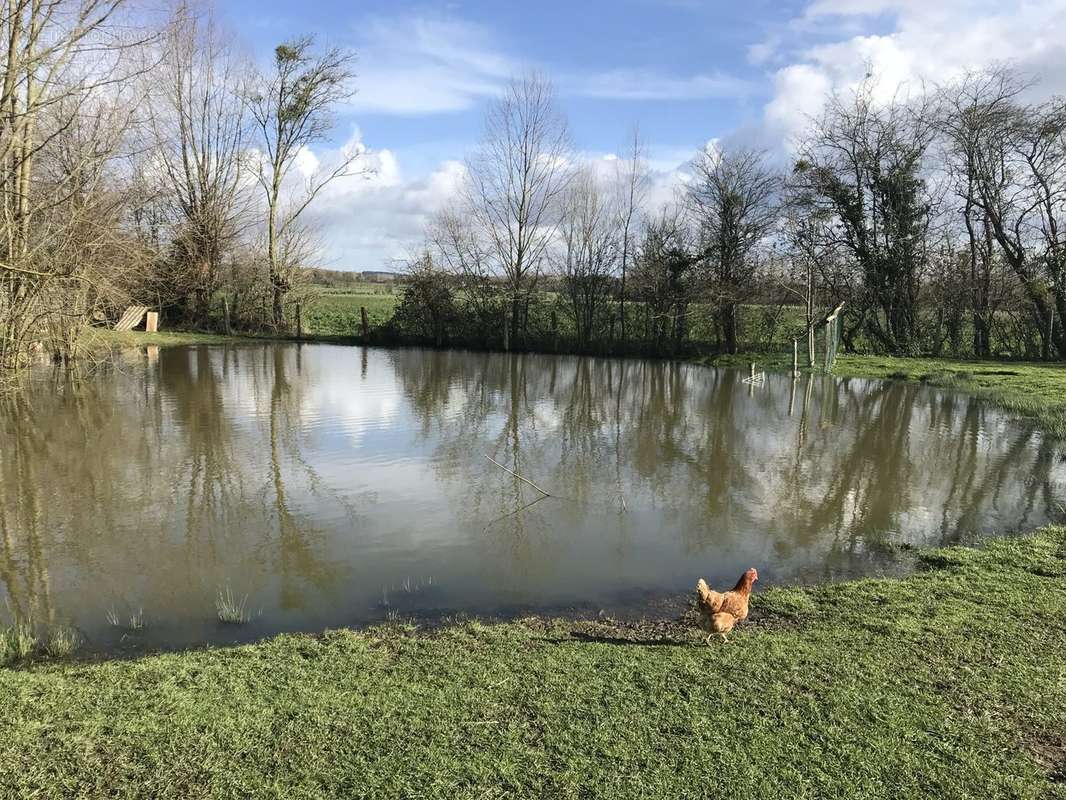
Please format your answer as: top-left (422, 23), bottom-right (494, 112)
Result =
top-left (114, 306), bottom-right (149, 331)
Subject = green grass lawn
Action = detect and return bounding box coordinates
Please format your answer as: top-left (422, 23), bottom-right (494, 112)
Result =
top-left (2, 529), bottom-right (1065, 798)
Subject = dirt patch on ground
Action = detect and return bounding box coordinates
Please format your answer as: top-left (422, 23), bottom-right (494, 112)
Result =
top-left (1027, 733), bottom-right (1066, 786)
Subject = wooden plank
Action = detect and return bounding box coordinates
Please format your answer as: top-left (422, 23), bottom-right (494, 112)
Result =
top-left (114, 306), bottom-right (149, 331)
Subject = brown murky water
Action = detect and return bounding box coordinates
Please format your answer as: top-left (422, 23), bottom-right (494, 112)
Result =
top-left (1, 344), bottom-right (1062, 651)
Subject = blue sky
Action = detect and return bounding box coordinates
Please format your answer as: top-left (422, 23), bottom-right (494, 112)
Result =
top-left (217, 0), bottom-right (1066, 270)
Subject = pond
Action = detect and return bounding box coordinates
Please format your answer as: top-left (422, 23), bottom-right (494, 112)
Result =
top-left (1, 343), bottom-right (1063, 652)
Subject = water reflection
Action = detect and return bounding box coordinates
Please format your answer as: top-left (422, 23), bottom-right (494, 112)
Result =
top-left (0, 344), bottom-right (1062, 650)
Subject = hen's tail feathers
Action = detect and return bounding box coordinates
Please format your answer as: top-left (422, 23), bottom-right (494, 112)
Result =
top-left (695, 578), bottom-right (723, 613)
top-left (696, 578), bottom-right (712, 602)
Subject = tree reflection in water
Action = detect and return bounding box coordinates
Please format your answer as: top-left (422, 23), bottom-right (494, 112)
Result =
top-left (0, 344), bottom-right (1061, 650)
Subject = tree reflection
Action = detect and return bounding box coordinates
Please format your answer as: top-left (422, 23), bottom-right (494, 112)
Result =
top-left (385, 350), bottom-right (1064, 582)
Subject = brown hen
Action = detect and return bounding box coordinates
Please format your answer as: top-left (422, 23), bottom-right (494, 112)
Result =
top-left (694, 567), bottom-right (758, 644)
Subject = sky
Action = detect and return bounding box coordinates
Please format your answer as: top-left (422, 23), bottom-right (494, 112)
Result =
top-left (217, 0), bottom-right (1066, 271)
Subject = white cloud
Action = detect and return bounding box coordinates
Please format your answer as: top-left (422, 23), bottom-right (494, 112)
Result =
top-left (763, 0), bottom-right (1066, 144)
top-left (562, 69), bottom-right (753, 101)
top-left (298, 129), bottom-right (466, 269)
top-left (347, 16), bottom-right (511, 115)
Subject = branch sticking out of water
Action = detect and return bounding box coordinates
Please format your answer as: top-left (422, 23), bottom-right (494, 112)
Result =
top-left (483, 493), bottom-right (551, 533)
top-left (484, 454), bottom-right (553, 497)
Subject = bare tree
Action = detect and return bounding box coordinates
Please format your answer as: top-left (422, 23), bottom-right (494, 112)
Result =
top-left (149, 6), bottom-right (249, 326)
top-left (614, 128), bottom-right (649, 346)
top-left (938, 68), bottom-right (1029, 357)
top-left (246, 36), bottom-right (362, 329)
top-left (687, 146), bottom-right (779, 354)
top-left (557, 168), bottom-right (618, 348)
top-left (943, 67), bottom-right (1066, 358)
top-left (630, 205), bottom-right (692, 354)
top-left (0, 0), bottom-right (151, 370)
top-left (464, 73), bottom-right (573, 345)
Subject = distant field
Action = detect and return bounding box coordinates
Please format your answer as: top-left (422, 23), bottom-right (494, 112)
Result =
top-left (304, 283), bottom-right (401, 337)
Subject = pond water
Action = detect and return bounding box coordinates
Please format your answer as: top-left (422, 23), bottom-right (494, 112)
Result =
top-left (1, 344), bottom-right (1063, 651)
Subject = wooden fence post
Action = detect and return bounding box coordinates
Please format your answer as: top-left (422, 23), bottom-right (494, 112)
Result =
top-left (823, 319), bottom-right (832, 372)
top-left (360, 306), bottom-right (369, 339)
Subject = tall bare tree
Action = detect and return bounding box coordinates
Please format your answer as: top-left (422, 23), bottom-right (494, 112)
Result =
top-left (464, 73), bottom-right (572, 345)
top-left (557, 168), bottom-right (618, 348)
top-left (614, 128), bottom-right (649, 346)
top-left (149, 7), bottom-right (249, 326)
top-left (938, 68), bottom-right (1028, 357)
top-left (688, 146), bottom-right (779, 354)
top-left (246, 36), bottom-right (361, 329)
top-left (944, 68), bottom-right (1066, 358)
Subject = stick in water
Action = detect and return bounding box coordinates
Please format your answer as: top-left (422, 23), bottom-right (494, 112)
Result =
top-left (484, 454), bottom-right (553, 497)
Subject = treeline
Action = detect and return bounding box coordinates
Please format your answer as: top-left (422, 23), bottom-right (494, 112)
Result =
top-left (392, 70), bottom-right (1066, 360)
top-left (0, 1), bottom-right (359, 371)
top-left (3, 3), bottom-right (1064, 371)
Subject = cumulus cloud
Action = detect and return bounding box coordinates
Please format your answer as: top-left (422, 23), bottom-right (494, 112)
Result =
top-left (297, 129), bottom-right (466, 270)
top-left (761, 0), bottom-right (1066, 144)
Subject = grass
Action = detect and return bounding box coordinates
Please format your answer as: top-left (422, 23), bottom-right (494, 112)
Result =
top-left (215, 586), bottom-right (252, 625)
top-left (1, 529), bottom-right (1066, 797)
top-left (0, 623), bottom-right (38, 666)
top-left (106, 607), bottom-right (145, 631)
top-left (303, 289), bottom-right (399, 337)
top-left (1, 624), bottom-right (82, 665)
top-left (42, 627), bottom-right (81, 659)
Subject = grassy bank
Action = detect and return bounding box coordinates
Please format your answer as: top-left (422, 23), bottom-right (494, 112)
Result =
top-left (2, 528), bottom-right (1065, 797)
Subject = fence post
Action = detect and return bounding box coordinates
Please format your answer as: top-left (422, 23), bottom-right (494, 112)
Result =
top-left (360, 306), bottom-right (369, 339)
top-left (823, 319), bottom-right (832, 372)
top-left (1045, 307), bottom-right (1054, 361)
top-left (295, 303), bottom-right (302, 339)
top-left (145, 311), bottom-right (158, 333)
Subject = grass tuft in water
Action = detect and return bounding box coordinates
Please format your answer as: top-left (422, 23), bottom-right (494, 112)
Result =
top-left (0, 624), bottom-right (38, 666)
top-left (43, 626), bottom-right (82, 658)
top-left (107, 606), bottom-right (146, 631)
top-left (216, 586), bottom-right (252, 625)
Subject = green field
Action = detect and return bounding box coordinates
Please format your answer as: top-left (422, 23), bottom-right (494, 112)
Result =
top-left (303, 284), bottom-right (400, 337)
